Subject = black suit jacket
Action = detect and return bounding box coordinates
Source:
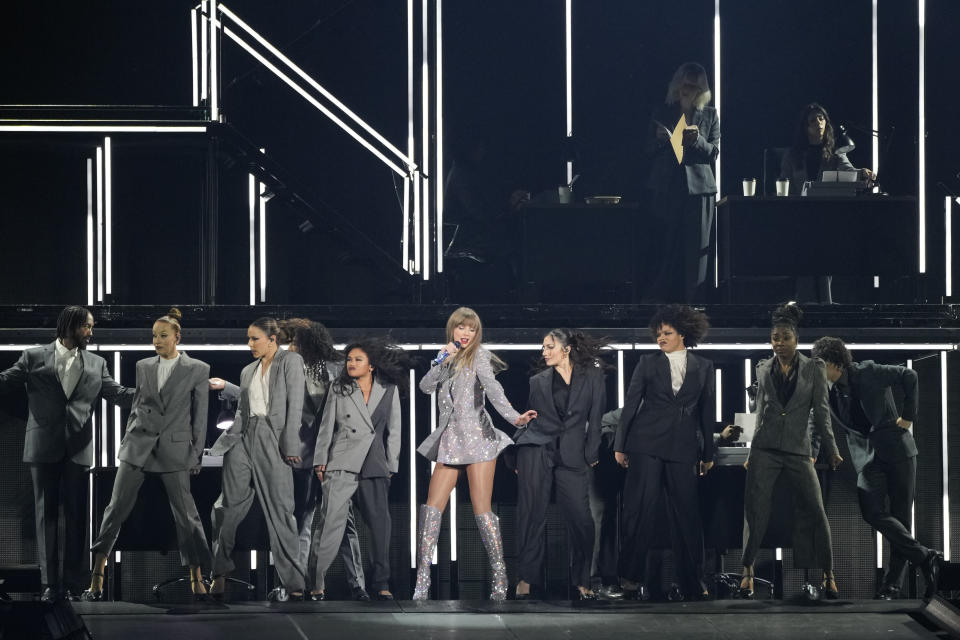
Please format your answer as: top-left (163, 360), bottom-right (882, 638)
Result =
top-left (516, 364), bottom-right (606, 468)
top-left (820, 360), bottom-right (918, 474)
top-left (614, 352), bottom-right (715, 464)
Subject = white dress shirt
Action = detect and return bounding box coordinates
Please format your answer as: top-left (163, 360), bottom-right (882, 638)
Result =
top-left (247, 359), bottom-right (271, 417)
top-left (156, 353), bottom-right (181, 391)
top-left (55, 339), bottom-right (82, 398)
top-left (665, 349), bottom-right (687, 395)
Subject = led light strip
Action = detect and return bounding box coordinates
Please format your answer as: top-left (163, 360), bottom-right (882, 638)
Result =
top-left (713, 0), bottom-right (721, 198)
top-left (248, 173), bottom-right (256, 306)
top-left (946, 196), bottom-right (953, 298)
top-left (259, 177), bottom-right (267, 303)
top-left (218, 4), bottom-right (412, 169)
top-left (408, 369), bottom-right (417, 569)
top-left (104, 137), bottom-right (112, 296)
top-left (421, 0), bottom-right (430, 282)
top-left (0, 126), bottom-right (207, 133)
top-left (218, 23), bottom-right (408, 178)
top-left (715, 368), bottom-right (722, 422)
top-left (941, 351), bottom-right (950, 561)
top-left (565, 0), bottom-right (573, 185)
top-left (113, 352), bottom-right (121, 463)
top-left (86, 158), bottom-right (94, 306)
top-left (871, 0), bottom-right (879, 174)
top-left (435, 0), bottom-right (444, 275)
top-left (918, 0), bottom-right (926, 273)
top-left (191, 8), bottom-right (200, 107)
top-left (96, 146), bottom-right (104, 302)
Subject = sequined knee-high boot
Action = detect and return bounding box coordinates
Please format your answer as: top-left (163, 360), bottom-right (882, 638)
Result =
top-left (475, 511), bottom-right (508, 601)
top-left (412, 505), bottom-right (442, 600)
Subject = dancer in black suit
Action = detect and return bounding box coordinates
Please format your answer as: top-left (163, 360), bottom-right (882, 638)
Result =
top-left (514, 329), bottom-right (608, 600)
top-left (811, 337), bottom-right (941, 599)
top-left (615, 305), bottom-right (715, 600)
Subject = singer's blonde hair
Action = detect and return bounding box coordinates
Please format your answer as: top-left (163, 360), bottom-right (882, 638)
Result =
top-left (444, 307), bottom-right (506, 373)
top-left (665, 62), bottom-right (712, 110)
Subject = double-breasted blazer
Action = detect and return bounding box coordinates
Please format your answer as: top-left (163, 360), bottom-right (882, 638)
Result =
top-left (208, 348), bottom-right (306, 458)
top-left (615, 351), bottom-right (715, 464)
top-left (0, 341), bottom-right (134, 466)
top-left (753, 352), bottom-right (837, 459)
top-left (516, 364), bottom-right (606, 468)
top-left (118, 353), bottom-right (210, 472)
top-left (220, 361), bottom-right (343, 470)
top-left (313, 378), bottom-right (402, 475)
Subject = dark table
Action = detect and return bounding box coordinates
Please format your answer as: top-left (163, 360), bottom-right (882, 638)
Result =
top-left (519, 202), bottom-right (639, 302)
top-left (716, 196), bottom-right (917, 302)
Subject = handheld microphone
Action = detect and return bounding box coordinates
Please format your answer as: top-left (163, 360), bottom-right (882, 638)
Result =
top-left (434, 342), bottom-right (462, 365)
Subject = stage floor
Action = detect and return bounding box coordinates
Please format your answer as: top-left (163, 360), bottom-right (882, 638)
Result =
top-left (74, 599), bottom-right (939, 640)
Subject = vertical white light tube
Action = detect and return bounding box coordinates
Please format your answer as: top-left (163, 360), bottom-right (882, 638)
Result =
top-left (250, 550), bottom-right (257, 570)
top-left (617, 350), bottom-right (625, 407)
top-left (941, 351), bottom-right (950, 561)
top-left (409, 369), bottom-right (417, 568)
top-left (403, 177), bottom-right (411, 273)
top-left (104, 137), bottom-right (112, 296)
top-left (946, 196), bottom-right (952, 297)
top-left (413, 172), bottom-right (422, 274)
top-left (101, 398), bottom-right (109, 464)
top-left (713, 0), bottom-right (721, 197)
top-left (210, 0), bottom-right (219, 121)
top-left (191, 8), bottom-right (200, 107)
top-left (248, 174), bottom-right (256, 306)
top-left (113, 352), bottom-right (121, 462)
top-left (435, 0), bottom-right (444, 274)
top-left (877, 531), bottom-right (883, 569)
top-left (565, 0), bottom-right (573, 185)
top-left (908, 358), bottom-right (917, 538)
top-left (86, 158), bottom-right (94, 306)
top-left (421, 0), bottom-right (430, 281)
top-left (918, 0), bottom-right (926, 273)
top-left (871, 0), bottom-right (879, 174)
top-left (743, 358), bottom-right (751, 411)
top-left (406, 0), bottom-right (415, 274)
top-left (259, 179), bottom-right (267, 303)
top-left (96, 146), bottom-right (104, 302)
top-left (715, 368), bottom-right (723, 422)
top-left (201, 1), bottom-right (208, 101)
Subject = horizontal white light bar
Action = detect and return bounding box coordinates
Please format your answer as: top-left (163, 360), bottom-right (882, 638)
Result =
top-left (0, 126), bottom-right (208, 133)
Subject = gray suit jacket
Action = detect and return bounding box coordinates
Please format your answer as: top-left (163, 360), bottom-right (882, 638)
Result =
top-left (118, 353), bottom-right (210, 472)
top-left (0, 341), bottom-right (134, 466)
top-left (208, 348), bottom-right (306, 458)
top-left (646, 104), bottom-right (720, 195)
top-left (220, 361), bottom-right (342, 470)
top-left (752, 353), bottom-right (837, 458)
top-left (313, 379), bottom-right (402, 475)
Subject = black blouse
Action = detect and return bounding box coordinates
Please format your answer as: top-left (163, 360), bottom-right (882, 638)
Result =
top-left (552, 368), bottom-right (570, 419)
top-left (770, 354), bottom-right (799, 407)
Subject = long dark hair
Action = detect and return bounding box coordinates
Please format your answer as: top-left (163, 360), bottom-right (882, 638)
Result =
top-left (534, 329), bottom-right (612, 372)
top-left (793, 102), bottom-right (835, 163)
top-left (648, 305), bottom-right (710, 348)
top-left (56, 306), bottom-right (91, 344)
top-left (332, 337), bottom-right (409, 396)
top-left (281, 318), bottom-right (340, 366)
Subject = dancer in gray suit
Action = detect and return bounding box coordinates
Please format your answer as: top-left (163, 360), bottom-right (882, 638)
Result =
top-left (208, 317), bottom-right (306, 599)
top-left (0, 306), bottom-right (133, 601)
top-left (413, 307), bottom-right (537, 601)
top-left (310, 338), bottom-right (405, 600)
top-left (210, 317), bottom-right (368, 601)
top-left (740, 304), bottom-right (843, 599)
top-left (82, 308), bottom-right (212, 600)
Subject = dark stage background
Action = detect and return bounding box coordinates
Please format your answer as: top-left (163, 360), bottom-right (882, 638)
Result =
top-left (0, 1), bottom-right (958, 305)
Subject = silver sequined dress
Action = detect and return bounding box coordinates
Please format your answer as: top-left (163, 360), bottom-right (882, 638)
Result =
top-left (417, 348), bottom-right (520, 464)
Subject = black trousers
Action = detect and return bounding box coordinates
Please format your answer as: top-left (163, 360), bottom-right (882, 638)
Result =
top-left (646, 190), bottom-right (715, 303)
top-left (356, 477), bottom-right (391, 592)
top-left (515, 445), bottom-right (595, 588)
top-left (588, 448), bottom-right (623, 585)
top-left (30, 459), bottom-right (88, 591)
top-left (859, 456), bottom-right (928, 587)
top-left (620, 453), bottom-right (704, 594)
